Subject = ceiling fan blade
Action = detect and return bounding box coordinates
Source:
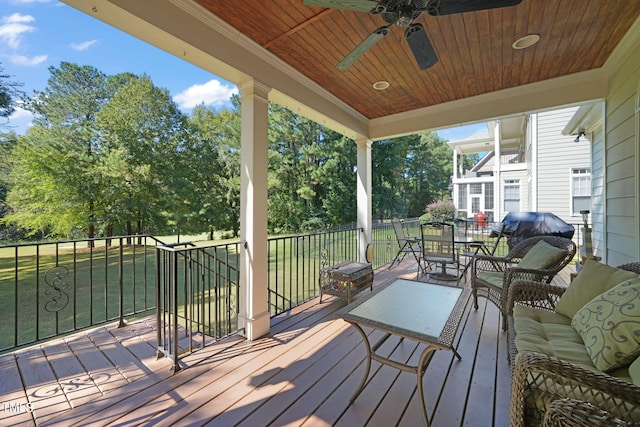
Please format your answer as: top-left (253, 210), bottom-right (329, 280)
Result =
top-left (405, 24), bottom-right (438, 70)
top-left (303, 0), bottom-right (379, 13)
top-left (427, 0), bottom-right (523, 16)
top-left (337, 26), bottom-right (390, 70)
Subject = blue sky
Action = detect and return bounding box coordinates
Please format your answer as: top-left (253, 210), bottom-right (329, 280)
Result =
top-left (1, 0), bottom-right (485, 140)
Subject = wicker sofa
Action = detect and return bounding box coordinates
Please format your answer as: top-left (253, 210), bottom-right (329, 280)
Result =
top-left (506, 260), bottom-right (640, 426)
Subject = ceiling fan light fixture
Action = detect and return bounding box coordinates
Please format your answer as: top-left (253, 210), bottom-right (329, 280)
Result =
top-left (512, 34), bottom-right (540, 49)
top-left (373, 80), bottom-right (390, 90)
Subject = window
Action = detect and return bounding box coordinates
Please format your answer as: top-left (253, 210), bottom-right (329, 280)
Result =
top-left (572, 168), bottom-right (591, 215)
top-left (470, 183), bottom-right (482, 194)
top-left (503, 179), bottom-right (520, 212)
top-left (471, 197), bottom-right (480, 213)
top-left (458, 184), bottom-right (467, 209)
top-left (484, 182), bottom-right (494, 209)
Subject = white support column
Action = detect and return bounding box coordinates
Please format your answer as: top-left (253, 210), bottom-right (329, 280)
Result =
top-left (239, 79), bottom-right (271, 340)
top-left (494, 120), bottom-right (502, 219)
top-left (452, 148), bottom-right (459, 209)
top-left (530, 114), bottom-right (539, 211)
top-left (356, 137), bottom-right (372, 262)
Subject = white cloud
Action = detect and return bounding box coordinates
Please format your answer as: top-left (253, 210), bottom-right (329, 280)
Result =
top-left (10, 54), bottom-right (47, 66)
top-left (70, 39), bottom-right (97, 51)
top-left (173, 79), bottom-right (237, 109)
top-left (4, 105), bottom-right (34, 133)
top-left (9, 105), bottom-right (32, 121)
top-left (0, 13), bottom-right (36, 49)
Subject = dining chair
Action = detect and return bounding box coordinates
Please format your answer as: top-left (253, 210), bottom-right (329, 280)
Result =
top-left (419, 221), bottom-right (460, 285)
top-left (389, 218), bottom-right (421, 269)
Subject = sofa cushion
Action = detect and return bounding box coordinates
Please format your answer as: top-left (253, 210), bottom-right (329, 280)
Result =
top-left (629, 356), bottom-right (640, 386)
top-left (517, 240), bottom-right (567, 270)
top-left (555, 260), bottom-right (640, 319)
top-left (513, 305), bottom-right (595, 368)
top-left (477, 270), bottom-right (504, 288)
top-left (571, 278), bottom-right (640, 372)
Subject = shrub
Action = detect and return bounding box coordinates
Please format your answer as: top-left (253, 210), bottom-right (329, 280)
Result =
top-left (425, 200), bottom-right (455, 221)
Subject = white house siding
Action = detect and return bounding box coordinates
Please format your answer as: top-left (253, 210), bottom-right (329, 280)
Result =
top-left (534, 107), bottom-right (591, 225)
top-left (604, 40), bottom-right (640, 265)
top-left (590, 119), bottom-right (606, 259)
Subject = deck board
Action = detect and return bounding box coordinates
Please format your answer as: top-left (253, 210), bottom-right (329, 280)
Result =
top-left (1, 258), bottom-right (576, 427)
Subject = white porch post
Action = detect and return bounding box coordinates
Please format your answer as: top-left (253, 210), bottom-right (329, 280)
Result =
top-left (493, 120), bottom-right (502, 220)
top-left (452, 148), bottom-right (459, 211)
top-left (356, 137), bottom-right (372, 261)
top-left (239, 79), bottom-right (271, 340)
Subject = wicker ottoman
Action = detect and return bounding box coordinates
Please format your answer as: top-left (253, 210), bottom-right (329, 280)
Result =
top-left (319, 261), bottom-right (374, 304)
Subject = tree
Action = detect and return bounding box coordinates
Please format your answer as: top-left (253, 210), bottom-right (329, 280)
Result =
top-left (5, 63), bottom-right (112, 240)
top-left (371, 131), bottom-right (454, 219)
top-left (96, 74), bottom-right (189, 237)
top-left (372, 137), bottom-right (409, 219)
top-left (312, 130), bottom-right (357, 227)
top-left (0, 62), bottom-right (23, 123)
top-left (267, 104), bottom-right (357, 233)
top-left (0, 132), bottom-right (21, 241)
top-left (406, 131), bottom-right (453, 216)
top-left (187, 100), bottom-right (241, 238)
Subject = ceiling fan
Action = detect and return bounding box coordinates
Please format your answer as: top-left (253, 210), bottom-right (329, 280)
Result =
top-left (303, 0), bottom-right (523, 70)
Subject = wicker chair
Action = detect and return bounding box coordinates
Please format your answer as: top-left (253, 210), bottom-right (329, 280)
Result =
top-left (507, 262), bottom-right (640, 427)
top-left (543, 399), bottom-right (633, 427)
top-left (470, 235), bottom-right (576, 330)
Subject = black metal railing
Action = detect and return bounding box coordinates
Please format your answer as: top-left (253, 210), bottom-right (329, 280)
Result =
top-left (0, 235), bottom-right (162, 353)
top-left (0, 219), bottom-right (586, 358)
top-left (268, 227), bottom-right (362, 316)
top-left (377, 218), bottom-right (585, 264)
top-left (155, 241), bottom-right (241, 372)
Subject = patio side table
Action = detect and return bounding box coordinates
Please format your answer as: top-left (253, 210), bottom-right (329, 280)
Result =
top-left (319, 261), bottom-right (374, 304)
top-left (335, 278), bottom-right (470, 426)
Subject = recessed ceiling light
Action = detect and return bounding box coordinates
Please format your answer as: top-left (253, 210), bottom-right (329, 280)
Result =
top-left (373, 80), bottom-right (390, 91)
top-left (512, 34), bottom-right (540, 49)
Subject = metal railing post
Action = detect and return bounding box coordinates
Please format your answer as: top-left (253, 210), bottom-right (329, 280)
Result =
top-left (118, 238), bottom-right (126, 328)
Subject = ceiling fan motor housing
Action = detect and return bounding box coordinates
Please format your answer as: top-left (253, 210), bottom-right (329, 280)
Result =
top-left (379, 0), bottom-right (431, 26)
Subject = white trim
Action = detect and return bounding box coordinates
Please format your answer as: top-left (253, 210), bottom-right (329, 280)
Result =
top-left (530, 114), bottom-right (538, 211)
top-left (636, 78), bottom-right (640, 260)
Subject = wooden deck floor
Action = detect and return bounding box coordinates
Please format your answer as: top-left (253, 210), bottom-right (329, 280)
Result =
top-left (1, 259), bottom-right (574, 427)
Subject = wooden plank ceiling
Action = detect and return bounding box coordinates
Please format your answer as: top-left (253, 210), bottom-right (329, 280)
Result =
top-left (195, 0), bottom-right (640, 120)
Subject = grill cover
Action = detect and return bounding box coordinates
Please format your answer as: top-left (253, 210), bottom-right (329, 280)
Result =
top-left (499, 212), bottom-right (575, 250)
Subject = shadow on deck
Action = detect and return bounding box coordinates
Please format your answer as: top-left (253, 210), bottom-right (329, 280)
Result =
top-left (0, 258), bottom-right (575, 426)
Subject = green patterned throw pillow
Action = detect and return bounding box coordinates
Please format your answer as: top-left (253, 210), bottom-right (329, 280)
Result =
top-left (571, 278), bottom-right (640, 372)
top-left (556, 260), bottom-right (640, 319)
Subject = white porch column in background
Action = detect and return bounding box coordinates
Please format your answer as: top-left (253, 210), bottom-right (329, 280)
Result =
top-left (493, 120), bottom-right (502, 220)
top-left (356, 137), bottom-right (373, 262)
top-left (530, 114), bottom-right (539, 211)
top-left (239, 80), bottom-right (271, 340)
top-left (452, 147), bottom-right (459, 210)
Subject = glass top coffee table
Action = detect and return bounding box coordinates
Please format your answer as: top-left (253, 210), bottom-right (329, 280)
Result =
top-left (335, 278), bottom-right (470, 426)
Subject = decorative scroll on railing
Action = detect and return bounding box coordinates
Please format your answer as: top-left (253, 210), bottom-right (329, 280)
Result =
top-left (1, 219), bottom-right (584, 356)
top-left (0, 235), bottom-right (161, 353)
top-left (44, 266), bottom-right (70, 313)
